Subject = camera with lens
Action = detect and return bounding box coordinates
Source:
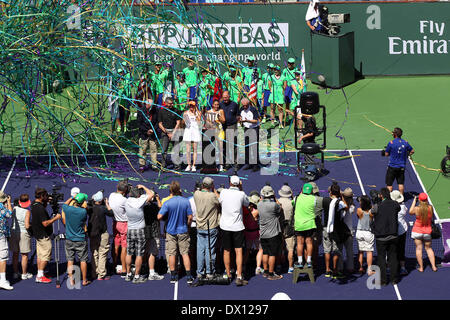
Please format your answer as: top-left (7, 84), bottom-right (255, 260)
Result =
top-left (318, 5), bottom-right (350, 36)
top-left (369, 189), bottom-right (382, 205)
top-left (49, 186), bottom-right (64, 214)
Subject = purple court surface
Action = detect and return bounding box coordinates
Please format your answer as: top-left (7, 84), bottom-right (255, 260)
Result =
top-left (0, 150), bottom-right (448, 300)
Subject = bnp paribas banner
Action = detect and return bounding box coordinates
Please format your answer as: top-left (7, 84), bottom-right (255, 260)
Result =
top-left (129, 2), bottom-right (450, 76)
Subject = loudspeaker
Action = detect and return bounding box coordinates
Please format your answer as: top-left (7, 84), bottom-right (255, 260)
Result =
top-left (300, 92), bottom-right (320, 115)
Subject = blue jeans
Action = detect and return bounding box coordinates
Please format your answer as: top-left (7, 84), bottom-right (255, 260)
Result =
top-left (196, 227), bottom-right (218, 275)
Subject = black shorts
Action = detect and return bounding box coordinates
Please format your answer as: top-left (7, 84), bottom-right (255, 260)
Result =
top-left (260, 234), bottom-right (283, 256)
top-left (221, 229), bottom-right (245, 250)
top-left (295, 228), bottom-right (316, 238)
top-left (385, 166), bottom-right (405, 186)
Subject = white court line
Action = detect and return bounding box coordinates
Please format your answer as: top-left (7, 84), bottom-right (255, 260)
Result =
top-left (174, 281), bottom-right (178, 301)
top-left (394, 284), bottom-right (403, 300)
top-left (1, 157), bottom-right (17, 192)
top-left (408, 157), bottom-right (441, 221)
top-left (348, 150), bottom-right (366, 195)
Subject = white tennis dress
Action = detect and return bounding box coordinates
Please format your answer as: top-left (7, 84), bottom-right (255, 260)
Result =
top-left (183, 111), bottom-right (201, 142)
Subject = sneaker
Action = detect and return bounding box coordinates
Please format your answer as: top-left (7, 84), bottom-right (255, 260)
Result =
top-left (191, 166), bottom-right (196, 172)
top-left (206, 274), bottom-right (214, 280)
top-left (184, 166), bottom-right (191, 172)
top-left (255, 267), bottom-right (262, 275)
top-left (115, 265), bottom-right (123, 274)
top-left (170, 274), bottom-right (178, 284)
top-left (332, 271), bottom-right (345, 279)
top-left (36, 276), bottom-right (51, 283)
top-left (21, 273), bottom-right (33, 280)
top-left (325, 270), bottom-right (333, 278)
top-left (120, 272), bottom-right (127, 278)
top-left (13, 273), bottom-right (20, 280)
top-left (235, 277), bottom-right (248, 286)
top-left (268, 273), bottom-right (283, 280)
top-left (294, 262), bottom-right (303, 268)
top-left (123, 126), bottom-right (128, 133)
top-left (262, 117), bottom-right (267, 124)
top-left (288, 267), bottom-right (294, 274)
top-left (400, 267), bottom-right (408, 276)
top-left (0, 280), bottom-right (13, 290)
top-left (97, 276), bottom-right (111, 281)
top-left (186, 275), bottom-right (194, 284)
top-left (306, 262), bottom-right (313, 268)
top-left (124, 274), bottom-right (133, 282)
top-left (262, 271), bottom-right (269, 278)
top-left (148, 274), bottom-right (164, 281)
top-left (219, 165), bottom-right (225, 172)
top-left (132, 275), bottom-right (147, 284)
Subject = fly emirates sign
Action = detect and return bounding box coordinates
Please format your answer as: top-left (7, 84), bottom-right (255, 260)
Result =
top-left (389, 20), bottom-right (448, 55)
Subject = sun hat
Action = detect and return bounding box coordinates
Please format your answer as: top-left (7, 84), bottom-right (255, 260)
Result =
top-left (302, 183), bottom-right (313, 195)
top-left (0, 191), bottom-right (7, 203)
top-left (342, 187), bottom-right (353, 197)
top-left (261, 185), bottom-right (275, 198)
top-left (418, 192), bottom-right (428, 202)
top-left (249, 194), bottom-right (260, 206)
top-left (288, 57), bottom-right (295, 63)
top-left (92, 191), bottom-right (104, 202)
top-left (278, 185), bottom-right (293, 198)
top-left (268, 63), bottom-right (274, 68)
top-left (74, 193), bottom-right (88, 204)
top-left (390, 190), bottom-right (404, 203)
top-left (70, 187), bottom-right (80, 198)
top-left (309, 182), bottom-right (319, 194)
top-left (19, 199), bottom-right (31, 208)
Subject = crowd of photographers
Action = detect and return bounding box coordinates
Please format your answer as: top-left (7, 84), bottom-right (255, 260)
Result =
top-left (0, 174), bottom-right (438, 290)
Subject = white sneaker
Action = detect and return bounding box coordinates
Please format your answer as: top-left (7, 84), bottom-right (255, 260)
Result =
top-left (219, 165), bottom-right (224, 172)
top-left (148, 274), bottom-right (164, 281)
top-left (115, 265), bottom-right (122, 274)
top-left (21, 273), bottom-right (33, 280)
top-left (191, 166), bottom-right (196, 172)
top-left (0, 280), bottom-right (13, 290)
top-left (185, 166), bottom-right (191, 172)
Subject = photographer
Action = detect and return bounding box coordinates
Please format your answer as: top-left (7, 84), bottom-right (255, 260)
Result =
top-left (124, 185), bottom-right (155, 284)
top-left (143, 188), bottom-right (164, 281)
top-left (305, 0), bottom-right (324, 34)
top-left (258, 185), bottom-right (284, 281)
top-left (31, 188), bottom-right (61, 284)
top-left (87, 191), bottom-right (114, 281)
top-left (109, 180), bottom-right (130, 277)
top-left (62, 193), bottom-right (90, 286)
top-left (0, 191), bottom-right (13, 290)
top-left (384, 127), bottom-right (414, 195)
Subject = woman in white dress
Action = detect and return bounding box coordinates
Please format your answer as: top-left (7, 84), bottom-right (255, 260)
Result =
top-left (183, 100), bottom-right (202, 171)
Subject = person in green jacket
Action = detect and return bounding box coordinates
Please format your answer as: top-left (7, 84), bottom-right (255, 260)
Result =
top-left (116, 66), bottom-right (133, 133)
top-left (175, 72), bottom-right (188, 111)
top-left (282, 57), bottom-right (300, 112)
top-left (151, 61), bottom-right (168, 107)
top-left (198, 68), bottom-right (213, 111)
top-left (268, 65), bottom-right (285, 127)
top-left (228, 67), bottom-right (243, 104)
top-left (242, 56), bottom-right (261, 97)
top-left (290, 70), bottom-right (305, 126)
top-left (292, 183), bottom-right (317, 269)
top-left (261, 63), bottom-right (274, 124)
top-left (183, 59), bottom-right (199, 101)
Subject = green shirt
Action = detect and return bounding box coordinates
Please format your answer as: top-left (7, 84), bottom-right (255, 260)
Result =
top-left (261, 72), bottom-right (272, 91)
top-left (289, 79), bottom-right (304, 110)
top-left (198, 74), bottom-right (212, 107)
top-left (228, 75), bottom-right (242, 103)
top-left (282, 67), bottom-right (299, 83)
top-left (257, 79), bottom-right (263, 99)
top-left (175, 80), bottom-right (188, 109)
top-left (269, 75), bottom-right (285, 104)
top-left (242, 67), bottom-right (261, 87)
top-left (292, 194), bottom-right (316, 232)
top-left (151, 69), bottom-right (168, 95)
top-left (183, 67), bottom-right (198, 87)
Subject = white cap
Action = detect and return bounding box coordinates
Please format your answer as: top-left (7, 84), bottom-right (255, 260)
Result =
top-left (230, 175), bottom-right (240, 186)
top-left (71, 187), bottom-right (80, 198)
top-left (92, 191), bottom-right (104, 202)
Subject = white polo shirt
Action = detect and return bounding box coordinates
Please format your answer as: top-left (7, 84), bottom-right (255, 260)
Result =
top-left (109, 192), bottom-right (128, 222)
top-left (240, 106), bottom-right (259, 129)
top-left (219, 187), bottom-right (249, 232)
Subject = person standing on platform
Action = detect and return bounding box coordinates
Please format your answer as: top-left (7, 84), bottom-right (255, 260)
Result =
top-left (228, 67), bottom-right (243, 104)
top-left (282, 58), bottom-right (299, 114)
top-left (116, 65), bottom-right (133, 133)
top-left (384, 127), bottom-right (414, 195)
top-left (242, 56), bottom-right (261, 98)
top-left (175, 72), bottom-right (188, 111)
top-left (205, 99), bottom-right (226, 172)
top-left (198, 68), bottom-right (213, 111)
top-left (182, 100), bottom-right (202, 172)
top-left (152, 61), bottom-right (168, 108)
top-left (290, 70), bottom-right (304, 121)
top-left (220, 91), bottom-right (240, 171)
top-left (268, 65), bottom-right (285, 128)
top-left (261, 63), bottom-right (274, 124)
top-left (239, 97), bottom-right (261, 172)
top-left (158, 97), bottom-right (182, 170)
top-left (183, 59), bottom-right (199, 101)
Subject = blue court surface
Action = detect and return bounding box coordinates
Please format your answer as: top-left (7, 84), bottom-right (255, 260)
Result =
top-left (0, 150), bottom-right (448, 300)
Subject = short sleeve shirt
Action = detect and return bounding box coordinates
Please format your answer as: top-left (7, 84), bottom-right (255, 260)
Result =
top-left (159, 196), bottom-right (192, 235)
top-left (31, 202), bottom-right (52, 239)
top-left (125, 195), bottom-right (148, 230)
top-left (183, 67), bottom-right (198, 87)
top-left (385, 138), bottom-right (413, 168)
top-left (109, 192), bottom-right (128, 222)
top-left (62, 204), bottom-right (87, 242)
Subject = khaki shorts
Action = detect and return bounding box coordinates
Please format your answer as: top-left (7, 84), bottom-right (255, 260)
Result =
top-left (285, 236), bottom-right (296, 252)
top-left (0, 237), bottom-right (8, 261)
top-left (9, 232), bottom-right (31, 254)
top-left (36, 237), bottom-right (52, 262)
top-left (166, 233), bottom-right (190, 256)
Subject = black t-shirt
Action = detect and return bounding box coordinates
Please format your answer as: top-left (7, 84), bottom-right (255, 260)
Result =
top-left (31, 202), bottom-right (53, 239)
top-left (158, 107), bottom-right (179, 130)
top-left (87, 204), bottom-right (113, 238)
top-left (302, 116), bottom-right (317, 143)
top-left (220, 100), bottom-right (239, 127)
top-left (144, 201), bottom-right (160, 239)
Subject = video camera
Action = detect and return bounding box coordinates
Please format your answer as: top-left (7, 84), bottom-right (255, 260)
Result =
top-left (49, 186), bottom-right (64, 214)
top-left (318, 5), bottom-right (350, 36)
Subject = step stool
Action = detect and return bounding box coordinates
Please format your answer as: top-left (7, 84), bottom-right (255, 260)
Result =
top-left (292, 266), bottom-right (315, 284)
